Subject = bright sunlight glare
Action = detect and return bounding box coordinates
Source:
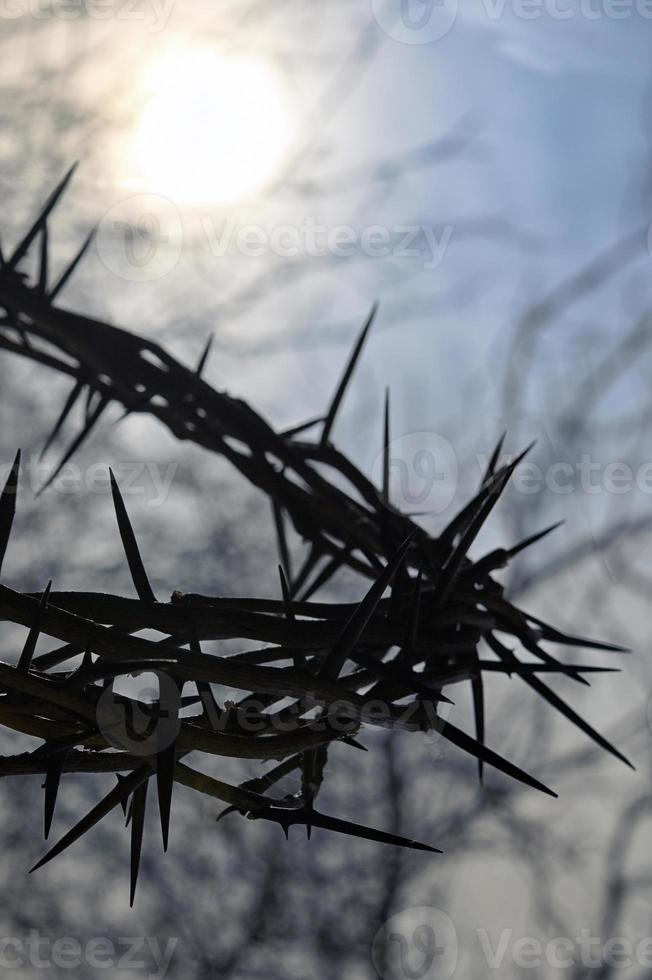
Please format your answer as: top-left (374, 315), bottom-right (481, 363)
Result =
top-left (124, 44), bottom-right (295, 206)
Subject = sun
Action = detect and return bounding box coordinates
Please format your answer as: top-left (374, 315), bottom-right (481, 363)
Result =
top-left (123, 43), bottom-right (295, 206)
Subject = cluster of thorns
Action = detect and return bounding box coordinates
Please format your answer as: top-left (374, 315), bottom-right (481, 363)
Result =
top-left (0, 166), bottom-right (631, 904)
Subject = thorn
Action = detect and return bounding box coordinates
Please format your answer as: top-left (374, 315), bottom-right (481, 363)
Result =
top-left (321, 302), bottom-right (378, 446)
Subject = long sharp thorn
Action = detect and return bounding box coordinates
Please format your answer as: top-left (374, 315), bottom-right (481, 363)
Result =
top-left (469, 521), bottom-right (565, 579)
top-left (320, 531), bottom-right (415, 681)
top-left (272, 501), bottom-right (291, 583)
top-left (83, 386), bottom-right (100, 423)
top-left (262, 806), bottom-right (441, 853)
top-left (49, 227), bottom-right (96, 301)
top-left (18, 581), bottom-right (51, 672)
top-left (37, 223), bottom-right (49, 296)
top-left (343, 735), bottom-right (368, 751)
top-left (434, 715), bottom-right (557, 797)
top-left (490, 634), bottom-right (633, 768)
top-left (216, 805), bottom-right (237, 823)
top-left (195, 334), bottom-right (213, 378)
top-left (321, 302), bottom-right (378, 445)
top-left (156, 741), bottom-right (176, 852)
top-left (526, 614), bottom-right (628, 652)
top-left (116, 774), bottom-right (129, 817)
top-left (507, 520), bottom-right (565, 558)
top-left (281, 416), bottom-right (326, 439)
top-left (0, 449), bottom-right (20, 577)
top-left (483, 430), bottom-right (506, 483)
top-left (43, 749), bottom-right (68, 839)
top-left (480, 661), bottom-right (617, 675)
top-left (299, 554), bottom-right (343, 601)
top-left (529, 677), bottom-right (633, 767)
top-left (435, 444), bottom-right (536, 608)
top-left (38, 397), bottom-right (108, 494)
top-left (382, 387), bottom-right (390, 505)
top-left (39, 380), bottom-right (84, 460)
top-left (109, 468), bottom-right (156, 603)
top-left (9, 163), bottom-right (79, 270)
top-left (471, 670), bottom-right (485, 783)
top-left (441, 441), bottom-right (535, 547)
top-left (130, 780), bottom-right (148, 906)
top-left (30, 764), bottom-right (149, 872)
